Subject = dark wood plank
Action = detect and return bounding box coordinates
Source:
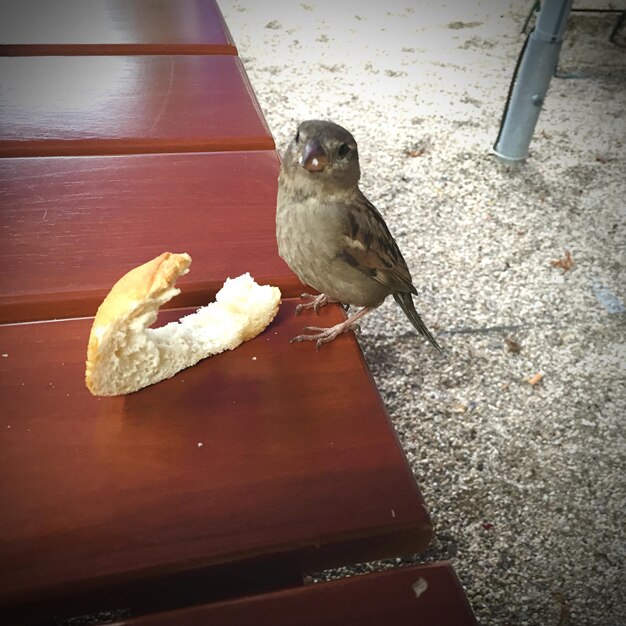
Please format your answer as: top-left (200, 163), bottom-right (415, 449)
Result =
top-left (116, 563), bottom-right (477, 626)
top-left (0, 55), bottom-right (273, 157)
top-left (0, 300), bottom-right (431, 622)
top-left (0, 0), bottom-right (237, 56)
top-left (0, 151), bottom-right (303, 323)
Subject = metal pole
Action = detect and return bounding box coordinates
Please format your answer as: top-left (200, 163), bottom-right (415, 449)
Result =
top-left (493, 0), bottom-right (573, 164)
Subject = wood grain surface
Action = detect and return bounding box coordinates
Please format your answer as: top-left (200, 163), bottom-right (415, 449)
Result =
top-left (0, 151), bottom-right (304, 323)
top-left (0, 6), bottom-right (449, 626)
top-left (0, 300), bottom-right (431, 621)
top-left (0, 55), bottom-right (273, 157)
top-left (0, 0), bottom-right (236, 56)
top-left (115, 563), bottom-right (478, 626)
top-left (0, 0), bottom-right (237, 56)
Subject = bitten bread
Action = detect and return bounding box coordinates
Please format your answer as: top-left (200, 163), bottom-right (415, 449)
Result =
top-left (85, 252), bottom-right (281, 396)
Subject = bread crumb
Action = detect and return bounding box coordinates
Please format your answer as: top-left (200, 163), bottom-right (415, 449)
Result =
top-left (2, 353), bottom-right (8, 357)
top-left (197, 442), bottom-right (203, 447)
top-left (252, 356), bottom-right (257, 360)
top-left (526, 371), bottom-right (544, 386)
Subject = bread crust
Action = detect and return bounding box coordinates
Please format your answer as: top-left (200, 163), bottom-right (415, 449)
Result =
top-left (91, 252), bottom-right (191, 334)
top-left (86, 252), bottom-right (191, 394)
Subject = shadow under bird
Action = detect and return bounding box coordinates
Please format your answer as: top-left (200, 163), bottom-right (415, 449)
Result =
top-left (276, 119), bottom-right (442, 352)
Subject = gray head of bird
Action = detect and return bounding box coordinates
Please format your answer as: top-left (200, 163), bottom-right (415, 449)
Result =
top-left (281, 120), bottom-right (361, 193)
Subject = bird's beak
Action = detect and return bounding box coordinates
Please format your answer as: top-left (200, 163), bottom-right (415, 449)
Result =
top-left (299, 138), bottom-right (329, 172)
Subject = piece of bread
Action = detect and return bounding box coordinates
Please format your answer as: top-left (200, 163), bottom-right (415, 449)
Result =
top-left (85, 252), bottom-right (281, 396)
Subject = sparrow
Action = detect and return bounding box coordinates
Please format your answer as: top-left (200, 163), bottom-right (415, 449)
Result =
top-left (276, 119), bottom-right (442, 352)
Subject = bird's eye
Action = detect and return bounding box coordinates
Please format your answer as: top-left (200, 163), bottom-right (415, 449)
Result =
top-left (338, 143), bottom-right (351, 158)
top-left (295, 130), bottom-right (300, 143)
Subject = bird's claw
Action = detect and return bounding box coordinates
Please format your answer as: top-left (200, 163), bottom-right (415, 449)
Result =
top-left (294, 293), bottom-right (330, 316)
top-left (289, 324), bottom-right (349, 350)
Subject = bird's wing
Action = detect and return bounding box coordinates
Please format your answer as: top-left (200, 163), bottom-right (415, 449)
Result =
top-left (339, 191), bottom-right (417, 295)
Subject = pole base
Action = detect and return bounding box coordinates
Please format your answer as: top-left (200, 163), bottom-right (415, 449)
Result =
top-left (491, 147), bottom-right (527, 165)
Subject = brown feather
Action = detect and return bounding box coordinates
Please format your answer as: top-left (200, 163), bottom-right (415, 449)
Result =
top-left (393, 292), bottom-right (442, 352)
top-left (340, 190), bottom-right (417, 296)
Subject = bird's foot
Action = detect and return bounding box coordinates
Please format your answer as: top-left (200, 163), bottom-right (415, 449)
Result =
top-left (295, 293), bottom-right (334, 315)
top-left (290, 322), bottom-right (352, 350)
top-left (290, 307), bottom-right (372, 350)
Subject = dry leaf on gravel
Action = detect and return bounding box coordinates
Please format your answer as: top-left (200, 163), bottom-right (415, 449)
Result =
top-left (504, 336), bottom-right (522, 353)
top-left (526, 371), bottom-right (545, 386)
top-left (405, 147), bottom-right (428, 157)
top-left (550, 250), bottom-right (574, 271)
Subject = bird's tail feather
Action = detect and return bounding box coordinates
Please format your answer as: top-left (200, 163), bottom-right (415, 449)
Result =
top-left (393, 292), bottom-right (443, 353)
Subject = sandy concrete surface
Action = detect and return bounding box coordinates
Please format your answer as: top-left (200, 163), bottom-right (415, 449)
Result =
top-left (220, 1), bottom-right (625, 624)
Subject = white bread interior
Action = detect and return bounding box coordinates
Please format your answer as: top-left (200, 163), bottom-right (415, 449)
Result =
top-left (86, 252), bottom-right (281, 396)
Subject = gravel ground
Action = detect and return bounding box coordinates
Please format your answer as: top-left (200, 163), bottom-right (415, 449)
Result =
top-left (220, 1), bottom-right (625, 624)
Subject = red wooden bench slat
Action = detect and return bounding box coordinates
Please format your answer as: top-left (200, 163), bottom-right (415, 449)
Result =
top-left (0, 55), bottom-right (273, 157)
top-left (116, 563), bottom-right (477, 626)
top-left (0, 151), bottom-right (304, 323)
top-left (0, 0), bottom-right (237, 56)
top-left (0, 300), bottom-right (431, 620)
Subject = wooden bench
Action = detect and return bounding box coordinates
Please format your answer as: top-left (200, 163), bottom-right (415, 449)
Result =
top-left (0, 303), bottom-right (432, 623)
top-left (0, 1), bottom-right (476, 624)
top-left (0, 151), bottom-right (297, 323)
top-left (113, 563), bottom-right (478, 626)
top-left (0, 0), bottom-right (237, 56)
top-left (0, 55), bottom-right (272, 157)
